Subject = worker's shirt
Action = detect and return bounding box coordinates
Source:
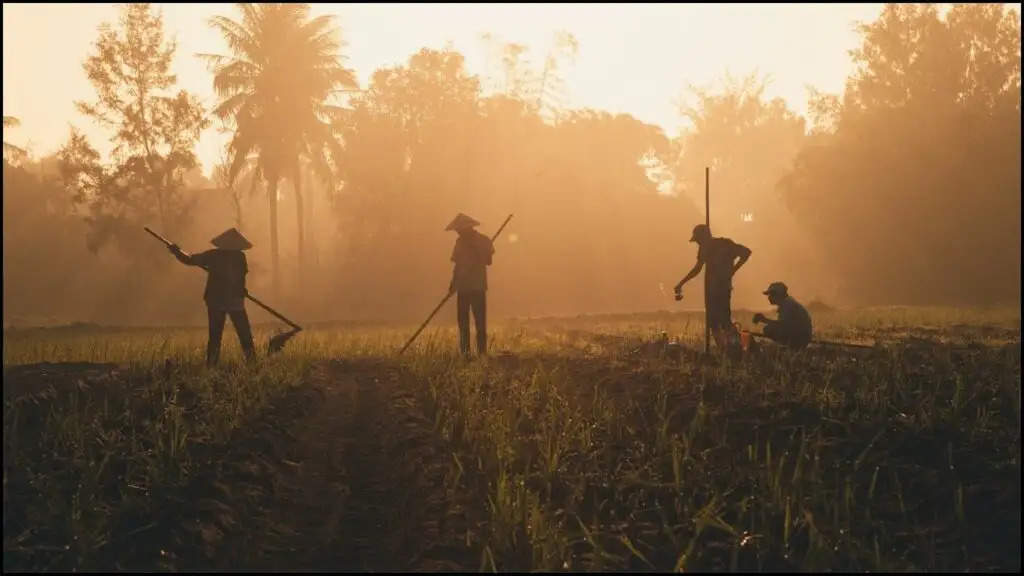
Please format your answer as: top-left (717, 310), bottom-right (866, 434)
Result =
top-left (451, 229), bottom-right (494, 292)
top-left (777, 296), bottom-right (813, 341)
top-left (698, 237), bottom-right (746, 294)
top-left (187, 249), bottom-right (248, 311)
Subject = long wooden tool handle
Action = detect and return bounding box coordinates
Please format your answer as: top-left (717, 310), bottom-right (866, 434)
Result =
top-left (147, 226), bottom-right (196, 261)
top-left (144, 226), bottom-right (175, 249)
top-left (812, 339), bottom-right (875, 350)
top-left (398, 213), bottom-right (514, 355)
top-left (747, 331), bottom-right (874, 349)
top-left (398, 291), bottom-right (454, 355)
top-left (491, 213), bottom-right (514, 242)
top-left (245, 292), bottom-right (302, 331)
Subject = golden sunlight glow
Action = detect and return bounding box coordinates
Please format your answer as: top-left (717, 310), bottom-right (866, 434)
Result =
top-left (3, 3), bottom-right (888, 173)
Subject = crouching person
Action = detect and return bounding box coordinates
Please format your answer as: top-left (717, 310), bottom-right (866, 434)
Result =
top-left (169, 228), bottom-right (256, 366)
top-left (753, 282), bottom-right (812, 350)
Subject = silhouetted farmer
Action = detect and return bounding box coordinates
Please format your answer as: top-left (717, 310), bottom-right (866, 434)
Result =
top-left (447, 213), bottom-right (494, 358)
top-left (169, 228), bottom-right (256, 366)
top-left (674, 224), bottom-right (752, 351)
top-left (753, 282), bottom-right (812, 349)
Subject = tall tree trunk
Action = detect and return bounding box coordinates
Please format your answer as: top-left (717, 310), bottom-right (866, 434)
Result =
top-left (309, 178), bottom-right (318, 269)
top-left (154, 172), bottom-right (168, 233)
top-left (240, 168), bottom-right (261, 231)
top-left (268, 176), bottom-right (280, 298)
top-left (233, 187), bottom-right (243, 230)
top-left (157, 191), bottom-right (168, 234)
top-left (292, 165), bottom-right (305, 289)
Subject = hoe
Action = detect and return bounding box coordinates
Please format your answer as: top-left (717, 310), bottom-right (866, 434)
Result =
top-left (145, 227), bottom-right (302, 355)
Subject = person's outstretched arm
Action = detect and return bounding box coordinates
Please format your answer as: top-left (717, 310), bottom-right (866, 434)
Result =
top-left (168, 244), bottom-right (194, 265)
top-left (169, 245), bottom-right (212, 268)
top-left (675, 260), bottom-right (703, 292)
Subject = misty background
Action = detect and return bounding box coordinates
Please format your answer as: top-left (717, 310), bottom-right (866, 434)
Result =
top-left (2, 3), bottom-right (1020, 327)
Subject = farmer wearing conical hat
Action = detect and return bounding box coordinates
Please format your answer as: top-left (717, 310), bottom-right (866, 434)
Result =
top-left (446, 213), bottom-right (494, 357)
top-left (753, 282), bottom-right (812, 349)
top-left (674, 224), bottom-right (752, 352)
top-left (169, 228), bottom-right (256, 366)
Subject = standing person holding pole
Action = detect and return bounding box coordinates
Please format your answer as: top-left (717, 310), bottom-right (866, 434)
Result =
top-left (398, 214), bottom-right (512, 356)
top-left (447, 213), bottom-right (495, 358)
top-left (673, 209), bottom-right (752, 354)
top-left (674, 224), bottom-right (751, 353)
top-left (147, 226), bottom-right (303, 356)
top-left (168, 227), bottom-right (257, 366)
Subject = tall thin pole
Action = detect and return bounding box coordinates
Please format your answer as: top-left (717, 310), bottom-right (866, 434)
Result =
top-left (704, 166), bottom-right (710, 355)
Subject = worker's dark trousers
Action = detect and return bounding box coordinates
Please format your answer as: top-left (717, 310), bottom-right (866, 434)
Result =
top-left (708, 289), bottom-right (739, 351)
top-left (207, 306), bottom-right (256, 366)
top-left (763, 322), bottom-right (810, 350)
top-left (707, 289), bottom-right (733, 334)
top-left (457, 290), bottom-right (487, 357)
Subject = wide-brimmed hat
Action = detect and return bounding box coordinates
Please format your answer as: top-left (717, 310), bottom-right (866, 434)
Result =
top-left (689, 224), bottom-right (710, 242)
top-left (445, 212), bottom-right (480, 231)
top-left (763, 282), bottom-right (788, 297)
top-left (210, 228), bottom-right (253, 250)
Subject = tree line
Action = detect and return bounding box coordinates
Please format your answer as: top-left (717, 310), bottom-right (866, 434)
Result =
top-left (3, 3), bottom-right (1019, 326)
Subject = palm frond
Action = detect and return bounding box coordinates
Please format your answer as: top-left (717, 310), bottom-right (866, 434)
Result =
top-left (208, 15), bottom-right (261, 61)
top-left (209, 2), bottom-right (355, 191)
top-left (211, 61), bottom-right (259, 97)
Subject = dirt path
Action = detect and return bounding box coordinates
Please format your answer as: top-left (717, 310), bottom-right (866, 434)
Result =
top-left (172, 358), bottom-right (476, 571)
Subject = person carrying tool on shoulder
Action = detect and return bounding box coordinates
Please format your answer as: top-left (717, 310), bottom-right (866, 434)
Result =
top-left (753, 282), bottom-right (812, 350)
top-left (447, 213), bottom-right (494, 358)
top-left (674, 224), bottom-right (752, 352)
top-left (169, 227), bottom-right (256, 366)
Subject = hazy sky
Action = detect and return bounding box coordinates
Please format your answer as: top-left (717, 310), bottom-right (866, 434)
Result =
top-left (4, 3), bottom-right (888, 175)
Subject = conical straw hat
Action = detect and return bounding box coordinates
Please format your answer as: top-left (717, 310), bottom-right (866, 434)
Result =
top-left (445, 212), bottom-right (480, 231)
top-left (210, 228), bottom-right (253, 250)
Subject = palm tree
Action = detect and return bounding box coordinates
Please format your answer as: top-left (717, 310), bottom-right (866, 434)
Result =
top-left (203, 3), bottom-right (357, 296)
top-left (3, 116), bottom-right (27, 165)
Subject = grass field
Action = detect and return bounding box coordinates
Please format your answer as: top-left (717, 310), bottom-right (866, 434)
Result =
top-left (3, 307), bottom-right (1020, 571)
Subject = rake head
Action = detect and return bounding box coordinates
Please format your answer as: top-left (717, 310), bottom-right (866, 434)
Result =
top-left (268, 328), bottom-right (301, 355)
